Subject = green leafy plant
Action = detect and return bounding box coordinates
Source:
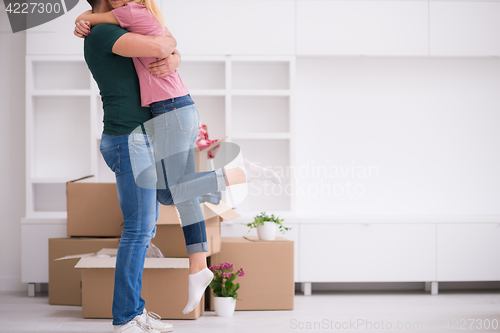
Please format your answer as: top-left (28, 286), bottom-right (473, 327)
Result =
top-left (209, 262), bottom-right (244, 300)
top-left (246, 211), bottom-right (292, 234)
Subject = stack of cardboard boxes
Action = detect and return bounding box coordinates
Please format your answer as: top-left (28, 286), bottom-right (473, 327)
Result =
top-left (49, 145), bottom-right (295, 319)
top-left (49, 175), bottom-right (240, 319)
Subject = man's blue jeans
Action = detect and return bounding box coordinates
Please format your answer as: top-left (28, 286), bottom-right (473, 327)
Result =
top-left (100, 133), bottom-right (159, 325)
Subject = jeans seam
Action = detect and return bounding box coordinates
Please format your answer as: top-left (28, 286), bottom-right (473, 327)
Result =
top-left (122, 185), bottom-right (142, 322)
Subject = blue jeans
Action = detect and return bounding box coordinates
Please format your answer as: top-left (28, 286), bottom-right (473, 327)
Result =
top-left (100, 133), bottom-right (159, 325)
top-left (148, 94), bottom-right (226, 254)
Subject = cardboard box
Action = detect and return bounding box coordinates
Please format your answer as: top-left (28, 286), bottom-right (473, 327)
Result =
top-left (194, 137), bottom-right (227, 172)
top-left (75, 250), bottom-right (203, 320)
top-left (208, 236), bottom-right (294, 311)
top-left (66, 176), bottom-right (123, 237)
top-left (154, 201), bottom-right (240, 257)
top-left (49, 237), bottom-right (121, 305)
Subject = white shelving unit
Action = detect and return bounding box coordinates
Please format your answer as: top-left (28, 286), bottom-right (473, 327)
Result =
top-left (22, 55), bottom-right (110, 286)
top-left (178, 55), bottom-right (296, 216)
top-left (22, 54), bottom-right (296, 286)
top-left (26, 55), bottom-right (97, 219)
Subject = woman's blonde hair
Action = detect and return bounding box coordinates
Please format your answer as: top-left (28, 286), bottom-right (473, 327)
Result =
top-left (132, 0), bottom-right (165, 28)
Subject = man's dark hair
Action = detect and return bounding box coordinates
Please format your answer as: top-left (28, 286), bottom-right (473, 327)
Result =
top-left (86, 0), bottom-right (101, 11)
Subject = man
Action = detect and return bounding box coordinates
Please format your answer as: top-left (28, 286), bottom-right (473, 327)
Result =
top-left (74, 0), bottom-right (180, 331)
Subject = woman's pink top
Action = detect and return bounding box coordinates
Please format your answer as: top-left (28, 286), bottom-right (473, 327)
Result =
top-left (112, 2), bottom-right (189, 107)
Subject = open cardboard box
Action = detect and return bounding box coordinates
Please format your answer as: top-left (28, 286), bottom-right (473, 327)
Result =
top-left (69, 248), bottom-right (204, 320)
top-left (49, 238), bottom-right (121, 306)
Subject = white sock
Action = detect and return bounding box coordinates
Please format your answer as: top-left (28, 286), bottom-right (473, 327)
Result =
top-left (182, 267), bottom-right (214, 314)
top-left (240, 159), bottom-right (281, 184)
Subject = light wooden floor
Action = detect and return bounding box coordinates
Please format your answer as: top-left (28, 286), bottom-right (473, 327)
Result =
top-left (1, 289), bottom-right (499, 333)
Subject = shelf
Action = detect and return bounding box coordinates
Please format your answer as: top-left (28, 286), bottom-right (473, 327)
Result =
top-left (32, 90), bottom-right (92, 96)
top-left (232, 133), bottom-right (291, 139)
top-left (33, 183), bottom-right (67, 213)
top-left (231, 95), bottom-right (290, 134)
top-left (33, 60), bottom-right (90, 90)
top-left (231, 90), bottom-right (290, 96)
top-left (177, 61), bottom-right (225, 90)
top-left (33, 96), bottom-right (92, 179)
top-left (25, 211), bottom-right (68, 219)
top-left (31, 178), bottom-right (71, 184)
top-left (188, 89), bottom-right (226, 96)
top-left (191, 96), bottom-right (226, 139)
top-left (232, 61), bottom-right (290, 90)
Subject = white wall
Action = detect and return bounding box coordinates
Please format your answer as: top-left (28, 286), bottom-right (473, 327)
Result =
top-left (294, 57), bottom-right (500, 219)
top-left (0, 5), bottom-right (26, 291)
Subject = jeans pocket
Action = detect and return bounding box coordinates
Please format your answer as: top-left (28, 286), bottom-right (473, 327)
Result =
top-left (100, 145), bottom-right (120, 174)
top-left (174, 105), bottom-right (197, 132)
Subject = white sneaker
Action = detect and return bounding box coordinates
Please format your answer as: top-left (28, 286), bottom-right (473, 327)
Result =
top-left (113, 316), bottom-right (160, 333)
top-left (140, 309), bottom-right (174, 332)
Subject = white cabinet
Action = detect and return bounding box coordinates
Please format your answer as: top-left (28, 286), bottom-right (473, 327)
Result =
top-left (437, 223), bottom-right (500, 281)
top-left (161, 0), bottom-right (295, 55)
top-left (21, 221), bottom-right (67, 283)
top-left (430, 1), bottom-right (500, 57)
top-left (297, 1), bottom-right (429, 56)
top-left (26, 0), bottom-right (89, 55)
top-left (299, 223), bottom-right (436, 282)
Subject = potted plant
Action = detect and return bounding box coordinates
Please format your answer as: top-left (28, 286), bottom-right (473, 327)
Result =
top-left (246, 211), bottom-right (292, 241)
top-left (209, 262), bottom-right (245, 317)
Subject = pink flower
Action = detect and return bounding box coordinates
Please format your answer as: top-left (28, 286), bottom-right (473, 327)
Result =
top-left (228, 274), bottom-right (232, 278)
top-left (221, 283), bottom-right (225, 286)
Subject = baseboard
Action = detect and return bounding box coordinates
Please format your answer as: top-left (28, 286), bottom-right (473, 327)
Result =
top-left (0, 276), bottom-right (26, 292)
top-left (295, 281), bottom-right (500, 292)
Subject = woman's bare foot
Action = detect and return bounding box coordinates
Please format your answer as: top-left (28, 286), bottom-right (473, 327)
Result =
top-left (225, 167), bottom-right (247, 186)
top-left (224, 159), bottom-right (281, 186)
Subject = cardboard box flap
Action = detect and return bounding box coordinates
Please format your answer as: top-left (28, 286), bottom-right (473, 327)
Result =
top-left (54, 253), bottom-right (96, 261)
top-left (203, 201), bottom-right (240, 221)
top-left (75, 257), bottom-right (190, 269)
top-left (66, 175), bottom-right (95, 183)
top-left (194, 137), bottom-right (227, 152)
top-left (75, 257), bottom-right (116, 269)
top-left (158, 200), bottom-right (239, 225)
top-left (97, 248), bottom-right (118, 256)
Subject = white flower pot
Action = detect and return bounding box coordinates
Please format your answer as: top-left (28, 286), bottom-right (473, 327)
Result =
top-left (257, 222), bottom-right (277, 241)
top-left (213, 296), bottom-right (236, 317)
